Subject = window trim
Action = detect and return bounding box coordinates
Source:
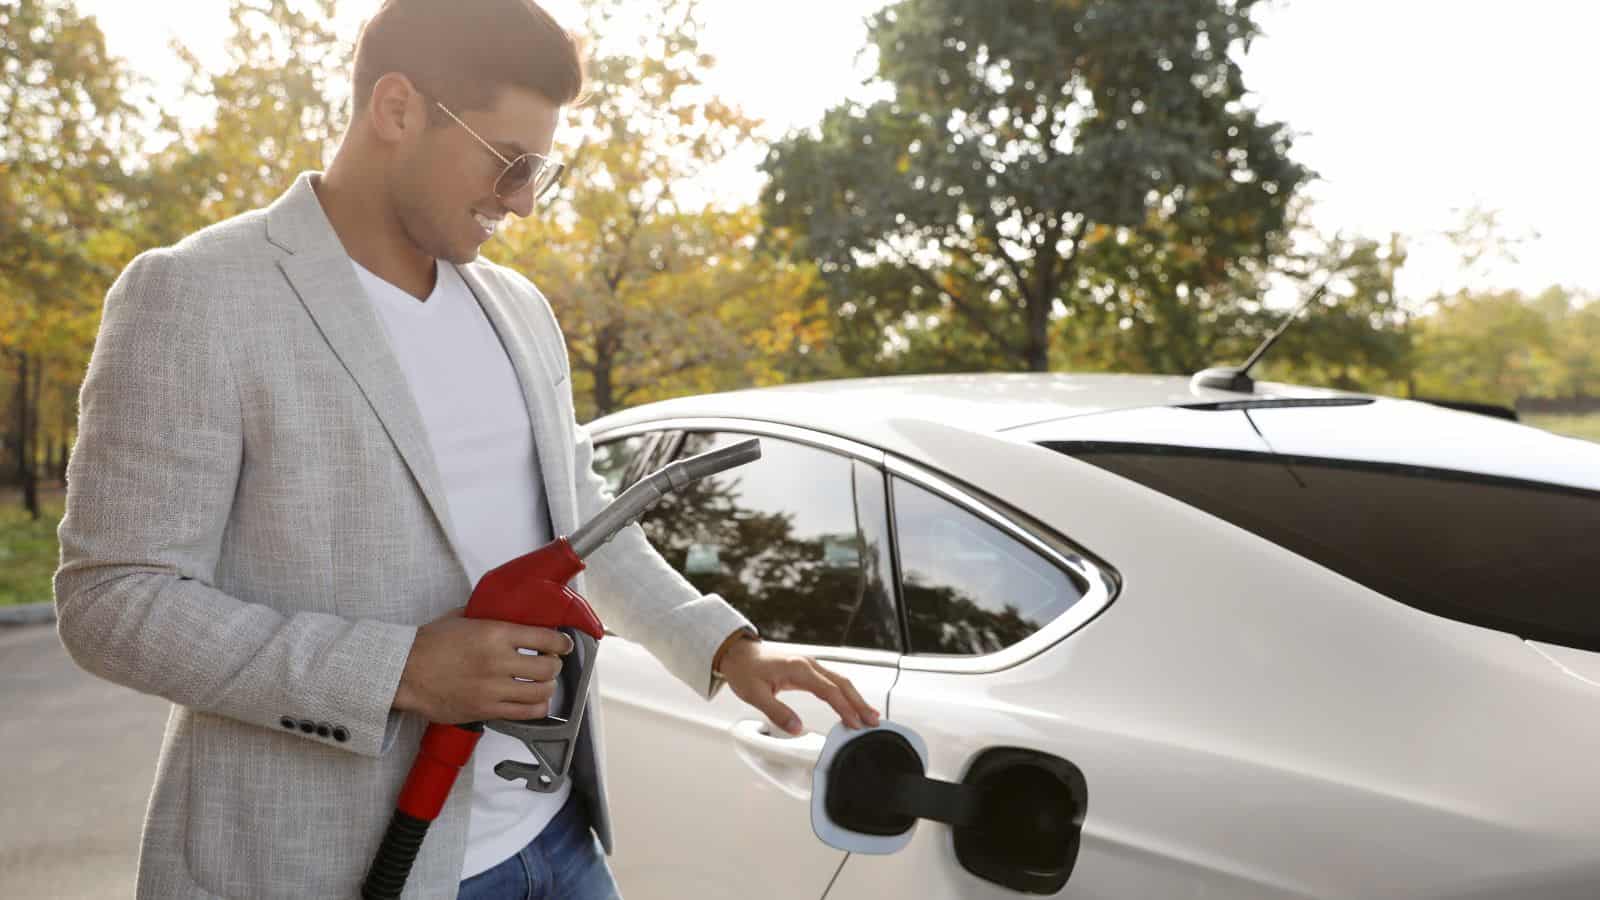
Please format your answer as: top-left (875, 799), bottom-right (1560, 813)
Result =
top-left (592, 416), bottom-right (1120, 674)
top-left (885, 455), bottom-right (1120, 674)
top-left (595, 417), bottom-right (886, 467)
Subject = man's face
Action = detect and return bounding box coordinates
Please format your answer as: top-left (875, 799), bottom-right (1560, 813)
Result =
top-left (391, 84), bottom-right (561, 265)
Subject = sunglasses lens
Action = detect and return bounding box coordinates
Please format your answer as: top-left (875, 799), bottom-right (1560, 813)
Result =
top-left (497, 157), bottom-right (534, 195)
top-left (495, 157), bottom-right (564, 201)
top-left (531, 163), bottom-right (564, 199)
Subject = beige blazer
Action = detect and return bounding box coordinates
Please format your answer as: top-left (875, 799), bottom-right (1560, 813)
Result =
top-left (54, 172), bottom-right (753, 899)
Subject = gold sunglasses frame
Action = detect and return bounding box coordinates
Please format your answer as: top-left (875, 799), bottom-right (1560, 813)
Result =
top-left (432, 99), bottom-right (565, 202)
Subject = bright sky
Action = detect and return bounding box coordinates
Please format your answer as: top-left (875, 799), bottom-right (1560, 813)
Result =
top-left (73, 0), bottom-right (1599, 301)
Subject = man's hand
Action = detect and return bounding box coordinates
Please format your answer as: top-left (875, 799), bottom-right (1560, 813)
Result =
top-left (392, 606), bottom-right (574, 724)
top-left (714, 634), bottom-right (882, 736)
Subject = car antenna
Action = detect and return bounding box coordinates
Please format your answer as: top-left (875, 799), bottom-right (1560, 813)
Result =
top-left (1191, 276), bottom-right (1335, 394)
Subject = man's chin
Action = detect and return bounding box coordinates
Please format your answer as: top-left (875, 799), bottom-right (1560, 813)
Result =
top-left (436, 242), bottom-right (481, 266)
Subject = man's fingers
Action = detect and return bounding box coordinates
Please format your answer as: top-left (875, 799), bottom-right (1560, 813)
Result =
top-left (791, 660), bottom-right (879, 729)
top-left (489, 700), bottom-right (550, 721)
top-left (820, 665), bottom-right (881, 727)
top-left (502, 678), bottom-right (556, 707)
top-left (738, 678), bottom-right (803, 735)
top-left (499, 624), bottom-right (573, 656)
top-left (504, 653), bottom-right (562, 683)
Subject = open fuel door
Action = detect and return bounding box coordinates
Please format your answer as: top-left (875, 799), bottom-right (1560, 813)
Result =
top-left (811, 722), bottom-right (1088, 895)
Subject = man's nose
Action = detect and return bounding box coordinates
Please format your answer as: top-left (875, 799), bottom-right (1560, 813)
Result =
top-left (502, 183), bottom-right (535, 219)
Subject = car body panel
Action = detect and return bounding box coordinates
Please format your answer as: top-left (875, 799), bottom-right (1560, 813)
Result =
top-left (819, 419), bottom-right (1600, 897)
top-left (600, 634), bottom-right (898, 900)
top-left (584, 375), bottom-right (1600, 898)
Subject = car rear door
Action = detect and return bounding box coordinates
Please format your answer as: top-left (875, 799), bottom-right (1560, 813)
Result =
top-left (592, 425), bottom-right (902, 900)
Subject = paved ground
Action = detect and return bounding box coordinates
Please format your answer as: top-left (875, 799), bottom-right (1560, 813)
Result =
top-left (0, 623), bottom-right (166, 899)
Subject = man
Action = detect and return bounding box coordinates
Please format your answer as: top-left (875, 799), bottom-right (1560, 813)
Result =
top-left (53, 1), bottom-right (879, 897)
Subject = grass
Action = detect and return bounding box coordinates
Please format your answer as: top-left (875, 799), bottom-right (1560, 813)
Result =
top-left (1523, 413), bottom-right (1600, 444)
top-left (0, 490), bottom-right (63, 607)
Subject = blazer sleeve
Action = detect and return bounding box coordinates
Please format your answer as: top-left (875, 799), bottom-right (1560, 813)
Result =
top-left (568, 415), bottom-right (758, 700)
top-left (54, 248), bottom-right (416, 759)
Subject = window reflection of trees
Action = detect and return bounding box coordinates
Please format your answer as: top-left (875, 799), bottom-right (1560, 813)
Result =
top-left (638, 444), bottom-right (898, 651)
top-left (894, 479), bottom-right (1084, 656)
top-left (902, 581), bottom-right (1039, 655)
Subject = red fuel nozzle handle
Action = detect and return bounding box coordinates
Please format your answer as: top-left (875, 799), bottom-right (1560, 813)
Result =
top-left (462, 538), bottom-right (603, 637)
top-left (363, 540), bottom-right (604, 900)
top-left (364, 438), bottom-right (762, 899)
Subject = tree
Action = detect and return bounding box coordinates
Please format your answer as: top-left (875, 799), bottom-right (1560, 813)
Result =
top-left (492, 0), bottom-right (829, 420)
top-left (1534, 289), bottom-right (1600, 400)
top-left (1413, 289), bottom-right (1550, 404)
top-left (1, 0), bottom-right (143, 516)
top-left (762, 0), bottom-right (1309, 373)
top-left (139, 0), bottom-right (346, 245)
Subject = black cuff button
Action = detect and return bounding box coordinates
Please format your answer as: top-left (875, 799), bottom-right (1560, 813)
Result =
top-left (279, 717), bottom-right (296, 730)
top-left (315, 723), bottom-right (332, 738)
top-left (298, 719), bottom-right (315, 734)
top-left (332, 726), bottom-right (350, 743)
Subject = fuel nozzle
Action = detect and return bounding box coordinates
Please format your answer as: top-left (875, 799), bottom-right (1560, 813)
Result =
top-left (366, 437), bottom-right (763, 900)
top-left (569, 437), bottom-right (762, 558)
top-left (480, 436), bottom-right (762, 794)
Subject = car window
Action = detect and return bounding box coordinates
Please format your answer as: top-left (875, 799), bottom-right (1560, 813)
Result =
top-left (892, 477), bottom-right (1089, 656)
top-left (1051, 441), bottom-right (1600, 653)
top-left (591, 433), bottom-right (654, 495)
top-left (637, 432), bottom-right (900, 651)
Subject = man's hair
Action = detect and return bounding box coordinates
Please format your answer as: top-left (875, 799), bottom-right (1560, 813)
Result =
top-left (352, 0), bottom-right (585, 120)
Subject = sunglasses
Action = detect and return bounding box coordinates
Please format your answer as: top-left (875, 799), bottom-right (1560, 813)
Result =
top-left (433, 99), bottom-right (566, 203)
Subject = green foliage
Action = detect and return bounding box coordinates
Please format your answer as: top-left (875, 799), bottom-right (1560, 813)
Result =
top-left (762, 0), bottom-right (1310, 372)
top-left (4, 0), bottom-right (1595, 473)
top-left (491, 0), bottom-right (830, 419)
top-left (1241, 231), bottom-right (1413, 392)
top-left (138, 0), bottom-right (345, 244)
top-left (1413, 289), bottom-right (1553, 403)
top-left (1, 0), bottom-right (147, 513)
top-left (1523, 414), bottom-right (1600, 444)
top-left (1, 0), bottom-right (140, 346)
top-left (0, 490), bottom-right (63, 605)
top-left (1413, 285), bottom-right (1599, 405)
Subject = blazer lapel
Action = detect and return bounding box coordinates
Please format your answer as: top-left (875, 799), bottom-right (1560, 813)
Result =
top-left (266, 173), bottom-right (466, 559)
top-left (454, 263), bottom-right (579, 537)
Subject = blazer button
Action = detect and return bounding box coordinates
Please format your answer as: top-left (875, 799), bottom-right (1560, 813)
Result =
top-left (280, 716), bottom-right (296, 730)
top-left (332, 726), bottom-right (350, 743)
top-left (298, 719), bottom-right (316, 734)
top-left (315, 723), bottom-right (332, 738)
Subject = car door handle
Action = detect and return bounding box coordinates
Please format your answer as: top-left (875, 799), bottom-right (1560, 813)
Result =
top-left (730, 719), bottom-right (826, 799)
top-left (730, 719), bottom-right (826, 764)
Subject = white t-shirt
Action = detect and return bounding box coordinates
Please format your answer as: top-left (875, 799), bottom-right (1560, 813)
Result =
top-left (352, 259), bottom-right (571, 880)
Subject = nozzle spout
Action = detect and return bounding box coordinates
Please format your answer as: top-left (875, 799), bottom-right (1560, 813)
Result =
top-left (567, 437), bottom-right (761, 558)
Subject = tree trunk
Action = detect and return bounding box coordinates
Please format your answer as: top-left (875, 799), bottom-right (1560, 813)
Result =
top-left (591, 323), bottom-right (618, 418)
top-left (17, 352), bottom-right (39, 519)
top-left (1025, 218), bottom-right (1074, 372)
top-left (9, 352), bottom-right (24, 487)
top-left (1025, 295), bottom-right (1051, 372)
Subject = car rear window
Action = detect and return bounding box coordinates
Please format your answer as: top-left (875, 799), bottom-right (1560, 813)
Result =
top-left (1047, 442), bottom-right (1600, 653)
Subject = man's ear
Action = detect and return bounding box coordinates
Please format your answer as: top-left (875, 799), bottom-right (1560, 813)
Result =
top-left (366, 72), bottom-right (424, 145)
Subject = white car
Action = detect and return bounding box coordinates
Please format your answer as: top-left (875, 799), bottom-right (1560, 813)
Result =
top-left (582, 372), bottom-right (1600, 900)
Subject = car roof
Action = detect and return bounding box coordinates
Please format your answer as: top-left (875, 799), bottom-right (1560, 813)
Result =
top-left (588, 372), bottom-right (1600, 493)
top-left (588, 372), bottom-right (1356, 440)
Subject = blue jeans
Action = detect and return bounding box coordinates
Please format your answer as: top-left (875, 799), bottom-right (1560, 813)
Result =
top-left (457, 793), bottom-right (622, 900)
